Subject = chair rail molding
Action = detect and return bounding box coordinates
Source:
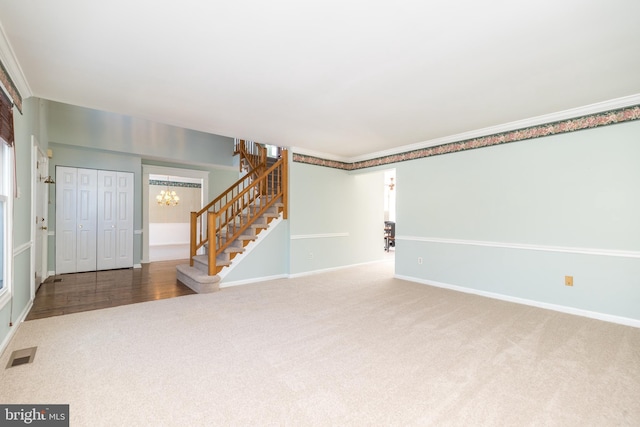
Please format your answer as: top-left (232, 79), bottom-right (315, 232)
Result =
top-left (396, 236), bottom-right (640, 259)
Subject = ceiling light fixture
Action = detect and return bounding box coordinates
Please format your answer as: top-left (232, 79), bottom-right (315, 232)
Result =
top-left (156, 178), bottom-right (180, 206)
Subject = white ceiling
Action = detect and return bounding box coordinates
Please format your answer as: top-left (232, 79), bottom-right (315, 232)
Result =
top-left (1, 0), bottom-right (639, 161)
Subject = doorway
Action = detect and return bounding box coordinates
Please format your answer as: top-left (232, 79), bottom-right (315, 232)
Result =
top-left (384, 169), bottom-right (396, 256)
top-left (32, 137), bottom-right (49, 296)
top-left (141, 165), bottom-right (209, 263)
top-left (148, 174), bottom-right (203, 261)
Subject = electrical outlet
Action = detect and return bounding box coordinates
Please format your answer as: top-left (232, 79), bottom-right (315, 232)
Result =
top-left (308, 252), bottom-right (313, 260)
top-left (565, 276), bottom-right (573, 286)
top-left (417, 257), bottom-right (423, 265)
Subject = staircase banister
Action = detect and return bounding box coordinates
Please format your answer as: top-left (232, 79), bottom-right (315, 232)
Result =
top-left (215, 157), bottom-right (283, 217)
top-left (214, 170), bottom-right (285, 256)
top-left (195, 165), bottom-right (265, 217)
top-left (188, 142), bottom-right (288, 279)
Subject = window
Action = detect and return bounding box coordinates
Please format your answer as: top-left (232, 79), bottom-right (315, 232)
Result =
top-left (0, 141), bottom-right (11, 306)
top-left (0, 88), bottom-right (13, 307)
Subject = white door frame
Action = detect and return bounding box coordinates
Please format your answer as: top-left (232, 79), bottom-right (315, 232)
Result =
top-left (30, 136), bottom-right (49, 298)
top-left (141, 165), bottom-right (209, 264)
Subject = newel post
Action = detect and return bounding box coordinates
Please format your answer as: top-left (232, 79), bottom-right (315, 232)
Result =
top-left (190, 211), bottom-right (197, 266)
top-left (208, 211), bottom-right (217, 276)
top-left (282, 149), bottom-right (289, 219)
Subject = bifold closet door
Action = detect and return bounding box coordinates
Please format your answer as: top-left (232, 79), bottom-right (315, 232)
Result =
top-left (97, 171), bottom-right (134, 270)
top-left (55, 167), bottom-right (98, 274)
top-left (56, 167), bottom-right (133, 274)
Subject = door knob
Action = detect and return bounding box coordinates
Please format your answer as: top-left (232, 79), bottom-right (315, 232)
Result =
top-left (40, 226), bottom-right (47, 230)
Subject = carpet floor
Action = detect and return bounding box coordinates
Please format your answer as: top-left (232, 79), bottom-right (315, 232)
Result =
top-left (1, 260), bottom-right (639, 426)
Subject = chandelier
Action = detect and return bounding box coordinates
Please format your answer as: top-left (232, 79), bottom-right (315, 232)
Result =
top-left (156, 179), bottom-right (180, 206)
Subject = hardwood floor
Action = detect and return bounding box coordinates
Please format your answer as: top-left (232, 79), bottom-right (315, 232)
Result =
top-left (26, 260), bottom-right (196, 321)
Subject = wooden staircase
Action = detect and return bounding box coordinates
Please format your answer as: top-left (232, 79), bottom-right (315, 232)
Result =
top-left (176, 141), bottom-right (288, 293)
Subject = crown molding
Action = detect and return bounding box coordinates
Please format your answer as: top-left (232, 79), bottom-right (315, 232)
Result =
top-left (293, 96), bottom-right (640, 170)
top-left (347, 94), bottom-right (640, 164)
top-left (290, 146), bottom-right (351, 163)
top-left (0, 21), bottom-right (32, 102)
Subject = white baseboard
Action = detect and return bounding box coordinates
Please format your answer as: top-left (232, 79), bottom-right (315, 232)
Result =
top-left (217, 216), bottom-right (283, 281)
top-left (0, 300), bottom-right (33, 358)
top-left (222, 258), bottom-right (393, 285)
top-left (220, 274), bottom-right (289, 288)
top-left (289, 258), bottom-right (393, 279)
top-left (395, 274), bottom-right (640, 329)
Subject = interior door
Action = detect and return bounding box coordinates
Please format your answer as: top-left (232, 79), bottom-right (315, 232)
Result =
top-left (34, 144), bottom-right (49, 290)
top-left (97, 170), bottom-right (134, 269)
top-left (97, 170), bottom-right (117, 270)
top-left (115, 172), bottom-right (134, 268)
top-left (56, 166), bottom-right (78, 274)
top-left (57, 167), bottom-right (130, 273)
top-left (75, 168), bottom-right (98, 272)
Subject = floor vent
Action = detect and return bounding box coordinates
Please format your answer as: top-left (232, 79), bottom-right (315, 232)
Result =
top-left (54, 278), bottom-right (63, 283)
top-left (6, 347), bottom-right (37, 369)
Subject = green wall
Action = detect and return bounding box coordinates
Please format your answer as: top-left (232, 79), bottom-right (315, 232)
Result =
top-left (48, 101), bottom-right (236, 167)
top-left (45, 102), bottom-right (239, 270)
top-left (0, 97), bottom-right (47, 353)
top-left (47, 143), bottom-right (143, 268)
top-left (394, 120), bottom-right (640, 323)
top-left (141, 158), bottom-right (239, 202)
top-left (288, 160), bottom-right (386, 275)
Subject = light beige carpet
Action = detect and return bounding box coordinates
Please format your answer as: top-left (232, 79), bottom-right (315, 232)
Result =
top-left (1, 260), bottom-right (639, 426)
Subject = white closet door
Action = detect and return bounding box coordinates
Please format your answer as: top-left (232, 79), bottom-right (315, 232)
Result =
top-left (115, 172), bottom-right (134, 268)
top-left (97, 170), bottom-right (117, 270)
top-left (97, 170), bottom-right (133, 269)
top-left (55, 167), bottom-right (78, 274)
top-left (76, 168), bottom-right (98, 272)
top-left (57, 167), bottom-right (132, 273)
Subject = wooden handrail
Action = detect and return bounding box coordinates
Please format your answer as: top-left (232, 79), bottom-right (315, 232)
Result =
top-left (235, 139), bottom-right (267, 175)
top-left (190, 143), bottom-right (288, 275)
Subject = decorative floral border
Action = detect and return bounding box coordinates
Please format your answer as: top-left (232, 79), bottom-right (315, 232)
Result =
top-left (293, 105), bottom-right (640, 171)
top-left (149, 180), bottom-right (201, 189)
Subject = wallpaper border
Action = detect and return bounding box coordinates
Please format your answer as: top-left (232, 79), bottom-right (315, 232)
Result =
top-left (149, 180), bottom-right (202, 189)
top-left (292, 105), bottom-right (640, 170)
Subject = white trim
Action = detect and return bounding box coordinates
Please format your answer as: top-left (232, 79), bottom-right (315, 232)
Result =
top-left (396, 236), bottom-right (640, 259)
top-left (134, 264), bottom-right (142, 269)
top-left (290, 232), bottom-right (349, 240)
top-left (143, 165), bottom-right (212, 180)
top-left (220, 274), bottom-right (288, 288)
top-left (293, 94), bottom-right (640, 164)
top-left (0, 142), bottom-right (13, 311)
top-left (0, 22), bottom-right (32, 98)
top-left (142, 158), bottom-right (238, 172)
top-left (31, 138), bottom-right (49, 299)
top-left (288, 258), bottom-right (393, 279)
top-left (395, 274), bottom-right (640, 329)
top-left (141, 165), bottom-right (209, 264)
top-left (0, 298), bottom-right (32, 358)
top-left (13, 241), bottom-right (31, 256)
top-left (30, 140), bottom-right (36, 300)
top-left (291, 146), bottom-right (351, 163)
top-left (347, 93), bottom-right (640, 163)
top-left (217, 215), bottom-right (284, 281)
